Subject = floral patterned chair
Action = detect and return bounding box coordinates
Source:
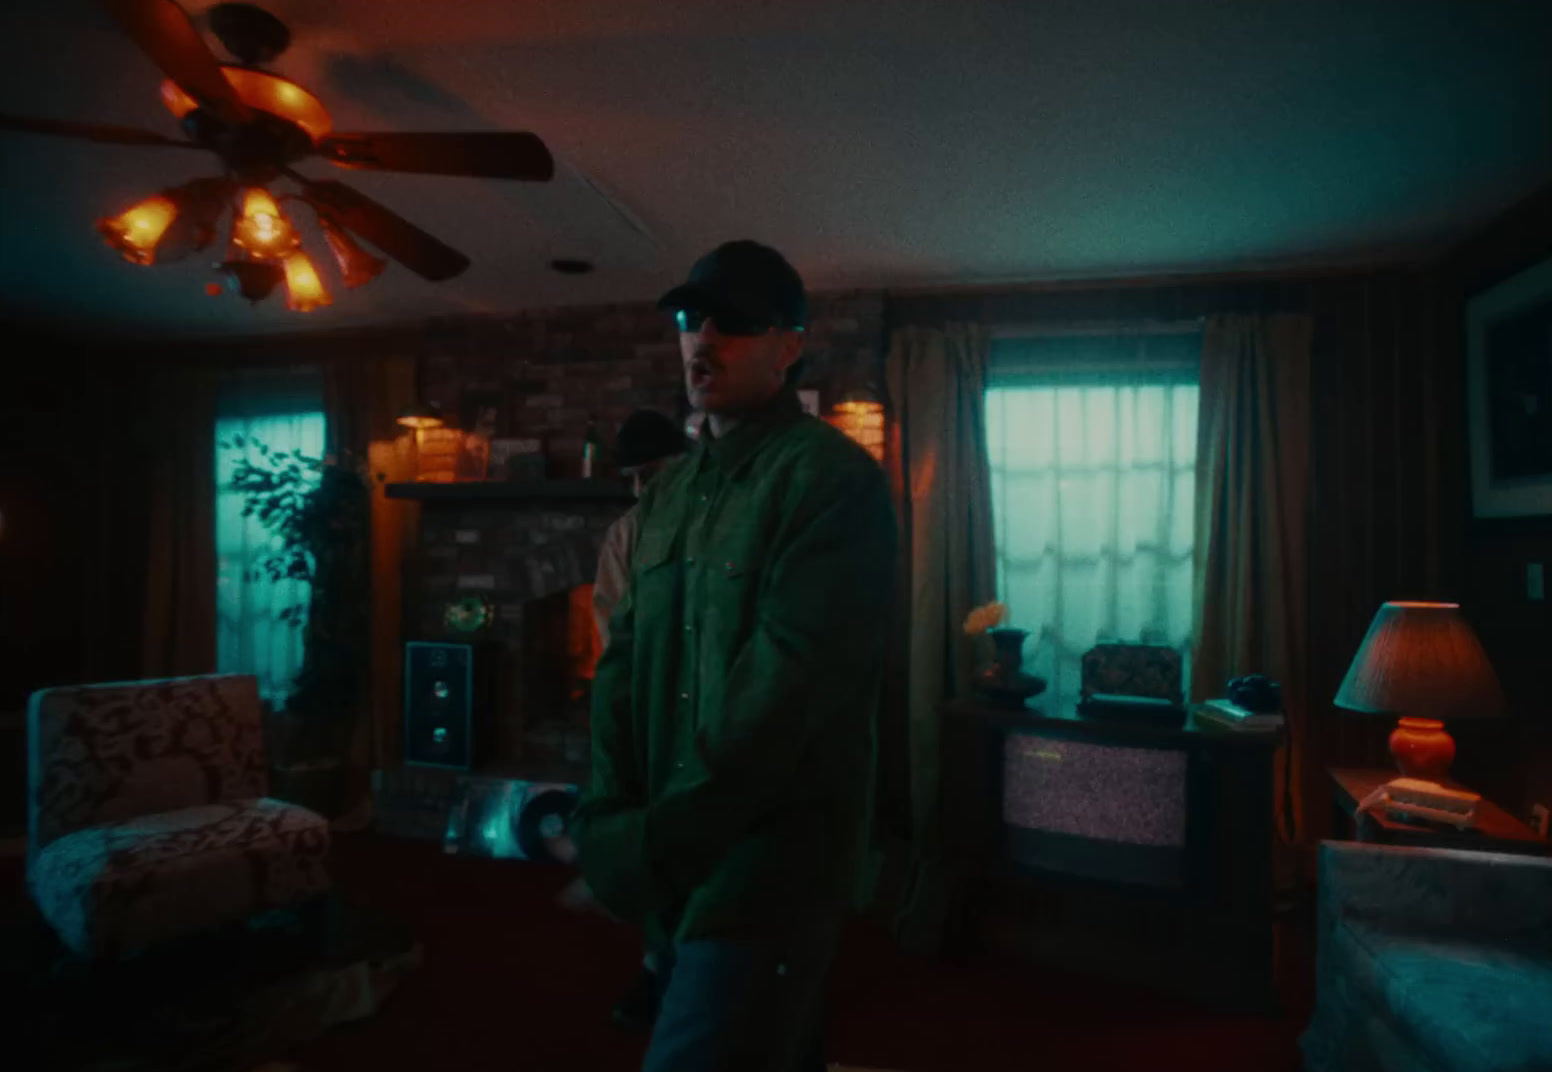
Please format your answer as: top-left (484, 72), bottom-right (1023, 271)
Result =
top-left (27, 674), bottom-right (333, 959)
top-left (1300, 840), bottom-right (1552, 1072)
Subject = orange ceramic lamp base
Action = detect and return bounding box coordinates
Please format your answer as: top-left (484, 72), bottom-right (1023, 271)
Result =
top-left (1389, 717), bottom-right (1455, 781)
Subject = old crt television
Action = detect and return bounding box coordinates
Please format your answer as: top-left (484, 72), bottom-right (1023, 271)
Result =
top-left (1001, 730), bottom-right (1188, 890)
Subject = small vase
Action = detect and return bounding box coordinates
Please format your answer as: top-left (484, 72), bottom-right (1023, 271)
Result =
top-left (973, 627), bottom-right (1047, 708)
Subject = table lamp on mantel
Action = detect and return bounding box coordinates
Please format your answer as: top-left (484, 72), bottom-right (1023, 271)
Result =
top-left (1334, 601), bottom-right (1505, 784)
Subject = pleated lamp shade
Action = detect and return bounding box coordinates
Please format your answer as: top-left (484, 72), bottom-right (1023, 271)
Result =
top-left (1335, 602), bottom-right (1504, 720)
top-left (1335, 602), bottom-right (1505, 781)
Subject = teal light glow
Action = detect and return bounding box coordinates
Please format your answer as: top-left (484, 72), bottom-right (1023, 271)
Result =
top-left (214, 410), bottom-right (327, 709)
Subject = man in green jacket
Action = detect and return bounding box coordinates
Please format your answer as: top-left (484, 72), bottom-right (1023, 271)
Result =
top-left (572, 240), bottom-right (897, 1071)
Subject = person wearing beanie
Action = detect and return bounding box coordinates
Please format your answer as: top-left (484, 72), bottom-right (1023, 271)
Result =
top-left (592, 410), bottom-right (689, 650)
top-left (582, 409), bottom-right (689, 1032)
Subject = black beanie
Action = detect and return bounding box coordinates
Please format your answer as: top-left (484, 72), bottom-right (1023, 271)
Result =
top-left (615, 410), bottom-right (688, 469)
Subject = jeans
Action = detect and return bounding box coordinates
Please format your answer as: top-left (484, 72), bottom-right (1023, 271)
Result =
top-left (641, 914), bottom-right (843, 1072)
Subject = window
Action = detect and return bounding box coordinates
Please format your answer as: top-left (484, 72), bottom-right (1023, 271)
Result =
top-left (214, 372), bottom-right (326, 711)
top-left (985, 330), bottom-right (1200, 712)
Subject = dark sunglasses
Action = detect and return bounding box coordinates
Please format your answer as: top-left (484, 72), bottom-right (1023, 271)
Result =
top-left (675, 308), bottom-right (801, 337)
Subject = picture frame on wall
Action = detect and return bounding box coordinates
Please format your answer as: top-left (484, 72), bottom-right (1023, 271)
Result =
top-left (1466, 253), bottom-right (1552, 518)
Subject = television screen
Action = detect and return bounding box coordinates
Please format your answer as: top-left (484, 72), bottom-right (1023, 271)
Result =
top-left (1002, 731), bottom-right (1187, 889)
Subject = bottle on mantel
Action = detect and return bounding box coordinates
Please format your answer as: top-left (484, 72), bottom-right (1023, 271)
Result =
top-left (581, 417), bottom-right (600, 479)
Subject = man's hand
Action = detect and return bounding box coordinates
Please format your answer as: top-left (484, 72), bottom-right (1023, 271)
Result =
top-left (557, 875), bottom-right (619, 921)
top-left (550, 833), bottom-right (580, 866)
top-left (552, 834), bottom-right (610, 916)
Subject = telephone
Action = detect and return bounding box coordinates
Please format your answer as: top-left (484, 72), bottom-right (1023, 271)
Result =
top-left (1226, 674), bottom-right (1282, 714)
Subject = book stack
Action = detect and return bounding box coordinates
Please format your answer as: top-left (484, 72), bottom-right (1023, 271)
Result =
top-left (1377, 777), bottom-right (1480, 830)
top-left (1194, 699), bottom-right (1284, 732)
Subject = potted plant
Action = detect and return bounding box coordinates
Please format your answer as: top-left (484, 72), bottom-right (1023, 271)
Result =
top-left (225, 435), bottom-right (370, 817)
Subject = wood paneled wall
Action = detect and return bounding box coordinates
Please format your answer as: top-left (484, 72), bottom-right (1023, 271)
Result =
top-left (1440, 183), bottom-right (1552, 822)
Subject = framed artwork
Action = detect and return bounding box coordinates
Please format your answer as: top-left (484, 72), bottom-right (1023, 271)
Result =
top-left (1466, 253), bottom-right (1552, 518)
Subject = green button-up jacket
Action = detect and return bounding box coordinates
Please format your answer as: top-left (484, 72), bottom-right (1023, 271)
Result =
top-left (573, 390), bottom-right (898, 946)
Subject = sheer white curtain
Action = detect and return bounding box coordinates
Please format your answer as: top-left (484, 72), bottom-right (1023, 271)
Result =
top-left (985, 330), bottom-right (1201, 712)
top-left (214, 368), bottom-right (326, 711)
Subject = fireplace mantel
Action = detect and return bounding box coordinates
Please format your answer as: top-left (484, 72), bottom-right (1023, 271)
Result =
top-left (386, 480), bottom-right (635, 505)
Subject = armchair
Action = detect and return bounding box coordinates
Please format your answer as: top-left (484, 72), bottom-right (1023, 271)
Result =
top-left (27, 674), bottom-right (333, 959)
top-left (1300, 840), bottom-right (1552, 1072)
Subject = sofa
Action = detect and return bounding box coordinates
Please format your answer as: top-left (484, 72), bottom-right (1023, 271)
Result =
top-left (1300, 839), bottom-right (1552, 1072)
top-left (27, 674), bottom-right (333, 959)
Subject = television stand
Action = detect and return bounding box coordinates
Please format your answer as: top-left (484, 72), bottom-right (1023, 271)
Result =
top-left (939, 698), bottom-right (1284, 1011)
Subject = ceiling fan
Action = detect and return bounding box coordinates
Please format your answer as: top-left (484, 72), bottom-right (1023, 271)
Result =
top-left (0, 0), bottom-right (555, 309)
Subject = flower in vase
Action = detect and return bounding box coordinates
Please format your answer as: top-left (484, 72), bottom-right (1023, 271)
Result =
top-left (963, 601), bottom-right (1007, 637)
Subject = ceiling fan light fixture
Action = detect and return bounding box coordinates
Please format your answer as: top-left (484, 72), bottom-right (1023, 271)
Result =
top-left (318, 213), bottom-right (386, 287)
top-left (97, 193), bottom-right (180, 265)
top-left (152, 177), bottom-right (238, 264)
top-left (281, 250), bottom-right (331, 312)
top-left (212, 259), bottom-right (285, 302)
top-left (232, 186), bottom-right (300, 259)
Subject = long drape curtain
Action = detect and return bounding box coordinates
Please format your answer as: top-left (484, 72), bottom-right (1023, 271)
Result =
top-left (1191, 313), bottom-right (1313, 848)
top-left (985, 332), bottom-right (1201, 712)
top-left (141, 362), bottom-right (220, 678)
top-left (884, 323), bottom-right (998, 953)
top-left (323, 352), bottom-right (418, 825)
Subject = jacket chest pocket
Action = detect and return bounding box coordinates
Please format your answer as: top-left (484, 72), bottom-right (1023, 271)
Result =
top-left (706, 556), bottom-right (762, 636)
top-left (633, 528), bottom-right (678, 575)
top-left (630, 528), bottom-right (681, 607)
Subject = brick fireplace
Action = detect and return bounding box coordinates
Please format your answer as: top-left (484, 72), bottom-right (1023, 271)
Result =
top-left (366, 293), bottom-right (885, 837)
top-left (396, 483), bottom-right (633, 779)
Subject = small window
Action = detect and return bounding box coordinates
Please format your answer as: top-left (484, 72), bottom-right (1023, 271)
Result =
top-left (985, 330), bottom-right (1200, 711)
top-left (215, 402), bottom-right (326, 711)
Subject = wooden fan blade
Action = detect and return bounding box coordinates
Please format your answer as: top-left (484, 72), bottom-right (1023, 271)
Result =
top-left (95, 0), bottom-right (251, 126)
top-left (0, 112), bottom-right (204, 149)
top-left (318, 132), bottom-right (555, 181)
top-left (299, 179), bottom-right (470, 282)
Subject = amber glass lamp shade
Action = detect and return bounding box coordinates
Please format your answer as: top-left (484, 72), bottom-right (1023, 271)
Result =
top-left (318, 214), bottom-right (385, 287)
top-left (1334, 602), bottom-right (1505, 781)
top-left (97, 194), bottom-right (180, 264)
top-left (824, 391), bottom-right (886, 462)
top-left (280, 251), bottom-right (331, 312)
top-left (232, 188), bottom-right (301, 259)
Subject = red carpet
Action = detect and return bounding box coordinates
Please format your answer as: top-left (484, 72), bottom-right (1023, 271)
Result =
top-left (286, 833), bottom-right (1311, 1072)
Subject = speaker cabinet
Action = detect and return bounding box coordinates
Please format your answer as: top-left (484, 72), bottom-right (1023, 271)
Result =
top-left (404, 641), bottom-right (491, 769)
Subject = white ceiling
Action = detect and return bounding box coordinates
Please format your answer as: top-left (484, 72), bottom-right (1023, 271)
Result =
top-left (2, 0), bottom-right (1550, 338)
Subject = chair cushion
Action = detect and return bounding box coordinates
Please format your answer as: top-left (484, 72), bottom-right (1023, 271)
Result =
top-left (1337, 918), bottom-right (1552, 1072)
top-left (30, 798), bottom-right (331, 959)
top-left (29, 675), bottom-right (269, 856)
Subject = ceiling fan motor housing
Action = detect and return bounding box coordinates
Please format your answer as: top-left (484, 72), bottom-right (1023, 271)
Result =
top-left (208, 3), bottom-right (291, 65)
top-left (180, 106), bottom-right (309, 180)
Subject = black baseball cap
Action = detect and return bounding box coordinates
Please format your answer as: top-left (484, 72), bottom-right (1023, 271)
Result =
top-left (656, 240), bottom-right (807, 330)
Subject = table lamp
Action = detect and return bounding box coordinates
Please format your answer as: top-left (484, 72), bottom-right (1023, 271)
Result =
top-left (1334, 601), bottom-right (1505, 783)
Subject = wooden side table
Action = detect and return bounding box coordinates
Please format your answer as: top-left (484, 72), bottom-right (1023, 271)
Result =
top-left (1328, 767), bottom-right (1548, 855)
